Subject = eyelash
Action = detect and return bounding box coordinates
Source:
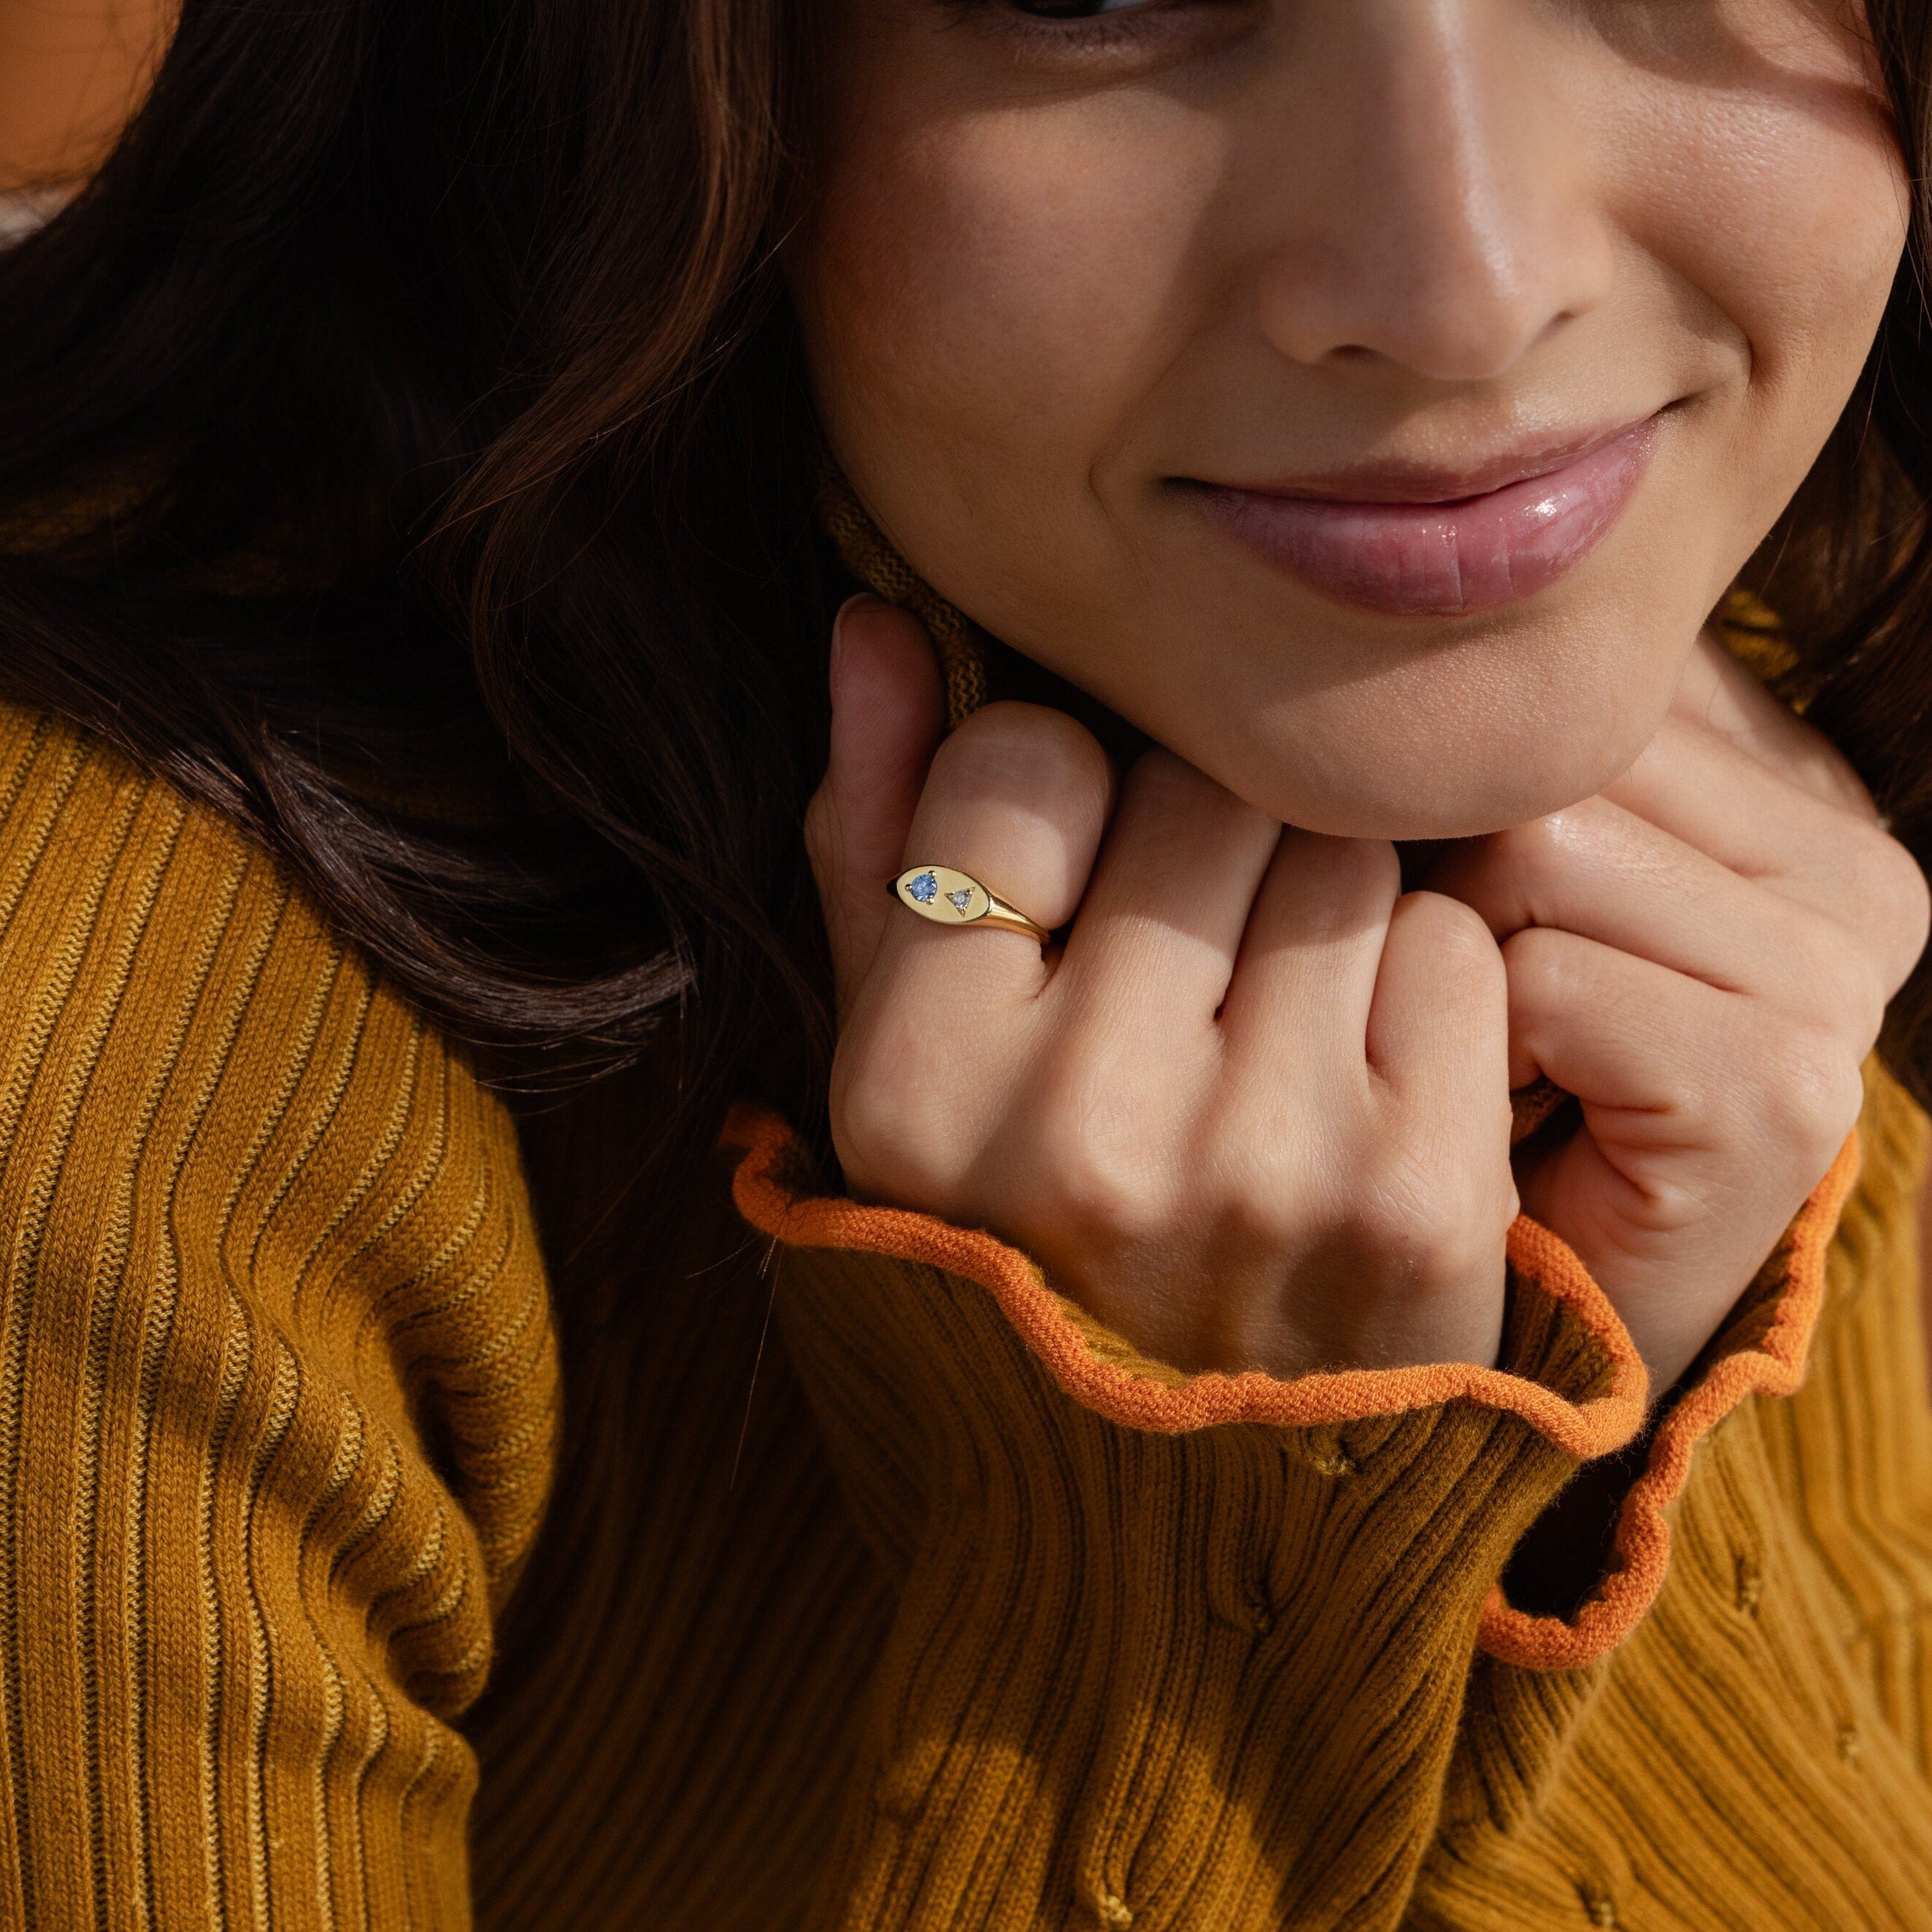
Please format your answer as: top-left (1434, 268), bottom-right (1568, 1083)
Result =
top-left (1007, 0), bottom-right (1161, 19)
top-left (958, 0), bottom-right (1213, 56)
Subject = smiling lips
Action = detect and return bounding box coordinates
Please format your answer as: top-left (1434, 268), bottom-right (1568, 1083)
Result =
top-left (1188, 418), bottom-right (1659, 617)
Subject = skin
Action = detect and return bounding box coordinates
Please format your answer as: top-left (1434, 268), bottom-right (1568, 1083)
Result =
top-left (0, 0), bottom-right (170, 191)
top-left (792, 0), bottom-right (1930, 1398)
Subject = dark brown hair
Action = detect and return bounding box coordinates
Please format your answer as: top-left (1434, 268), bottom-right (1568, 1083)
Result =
top-left (0, 0), bottom-right (849, 1795)
top-left (0, 0), bottom-right (837, 1145)
top-left (3, 0), bottom-right (1932, 1798)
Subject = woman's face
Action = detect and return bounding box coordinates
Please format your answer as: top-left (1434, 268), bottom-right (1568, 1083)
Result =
top-left (789, 0), bottom-right (1907, 837)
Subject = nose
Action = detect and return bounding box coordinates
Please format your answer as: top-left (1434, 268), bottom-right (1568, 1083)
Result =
top-left (1252, 0), bottom-right (1615, 382)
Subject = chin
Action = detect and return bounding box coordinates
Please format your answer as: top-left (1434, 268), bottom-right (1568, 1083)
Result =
top-left (1042, 548), bottom-right (1701, 845)
top-left (1223, 711), bottom-right (1654, 844)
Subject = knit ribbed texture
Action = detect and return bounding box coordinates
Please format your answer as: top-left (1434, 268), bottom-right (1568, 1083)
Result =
top-left (728, 1071), bottom-right (1932, 1931)
top-left (1414, 1062), bottom-right (1932, 1929)
top-left (4, 698), bottom-right (1932, 1929)
top-left (0, 707), bottom-right (558, 1930)
top-left (736, 1129), bottom-right (1603, 1926)
top-left (723, 1105), bottom-right (1860, 1676)
top-left (818, 465), bottom-right (989, 727)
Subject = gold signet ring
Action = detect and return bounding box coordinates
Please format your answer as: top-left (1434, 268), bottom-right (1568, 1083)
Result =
top-left (891, 866), bottom-right (1052, 944)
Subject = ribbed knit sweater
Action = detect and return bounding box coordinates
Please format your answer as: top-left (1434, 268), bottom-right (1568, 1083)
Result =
top-left (3, 694), bottom-right (1931, 1930)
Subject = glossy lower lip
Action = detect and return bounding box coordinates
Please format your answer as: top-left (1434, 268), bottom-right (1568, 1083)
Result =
top-left (1184, 419), bottom-right (1659, 618)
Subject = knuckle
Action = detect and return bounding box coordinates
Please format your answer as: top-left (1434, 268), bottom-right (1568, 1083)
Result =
top-left (1346, 1186), bottom-right (1433, 1265)
top-left (1113, 749), bottom-right (1278, 878)
top-left (1774, 915), bottom-right (1886, 1051)
top-left (1783, 914), bottom-right (1869, 1007)
top-left (1884, 829), bottom-right (1932, 916)
top-left (1848, 810), bottom-right (1917, 886)
top-left (1122, 743), bottom-right (1204, 803)
top-left (931, 701), bottom-right (1113, 819)
top-left (1033, 1108), bottom-right (1164, 1245)
top-left (830, 1008), bottom-right (965, 1186)
top-left (1398, 890), bottom-right (1504, 977)
top-left (1803, 816), bottom-right (1929, 971)
top-left (1859, 824), bottom-right (1931, 973)
top-left (828, 1047), bottom-right (917, 1181)
top-left (1350, 1143), bottom-right (1513, 1283)
top-left (1273, 830), bottom-right (1400, 929)
top-left (1755, 1018), bottom-right (1864, 1172)
top-left (1121, 745), bottom-right (1249, 826)
top-left (1349, 1199), bottom-right (1494, 1294)
top-left (1517, 801), bottom-right (1617, 880)
top-left (1505, 802), bottom-right (1590, 861)
top-left (1499, 923), bottom-right (1578, 1011)
top-left (1437, 816), bottom-right (1566, 925)
top-left (1334, 833), bottom-right (1404, 896)
top-left (1204, 1147), bottom-right (1303, 1256)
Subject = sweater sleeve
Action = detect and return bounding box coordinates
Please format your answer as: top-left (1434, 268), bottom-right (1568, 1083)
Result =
top-left (720, 1111), bottom-right (1648, 1931)
top-left (720, 1096), bottom-right (1861, 1932)
top-left (0, 709), bottom-right (558, 1931)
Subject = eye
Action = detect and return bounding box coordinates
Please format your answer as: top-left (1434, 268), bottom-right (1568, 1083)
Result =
top-left (964, 0), bottom-right (1239, 58)
top-left (1005, 0), bottom-right (1160, 17)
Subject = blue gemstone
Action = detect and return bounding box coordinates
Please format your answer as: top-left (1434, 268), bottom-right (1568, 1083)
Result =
top-left (908, 871), bottom-right (938, 904)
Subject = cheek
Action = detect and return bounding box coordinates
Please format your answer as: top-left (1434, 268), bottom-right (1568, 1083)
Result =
top-left (1618, 60), bottom-right (1905, 448)
top-left (797, 97), bottom-right (1220, 493)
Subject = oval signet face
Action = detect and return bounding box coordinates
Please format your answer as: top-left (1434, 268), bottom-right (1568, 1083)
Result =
top-left (893, 866), bottom-right (991, 925)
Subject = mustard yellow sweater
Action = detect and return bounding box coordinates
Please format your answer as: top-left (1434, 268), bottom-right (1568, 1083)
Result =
top-left (1, 696), bottom-right (1931, 1931)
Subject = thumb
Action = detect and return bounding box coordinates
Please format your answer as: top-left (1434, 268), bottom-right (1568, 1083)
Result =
top-left (807, 595), bottom-right (946, 1016)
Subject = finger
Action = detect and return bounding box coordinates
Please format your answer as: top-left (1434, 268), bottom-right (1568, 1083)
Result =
top-left (1365, 890), bottom-right (1512, 1132)
top-left (1217, 832), bottom-right (1401, 1078)
top-left (869, 699), bottom-right (1115, 1004)
top-left (1601, 714), bottom-right (1928, 999)
top-left (1609, 711), bottom-right (1872, 878)
top-left (1672, 628), bottom-right (1875, 818)
top-left (1429, 794), bottom-right (1879, 1012)
top-left (1505, 922), bottom-right (1863, 1172)
top-left (805, 596), bottom-right (946, 1013)
top-left (1055, 748), bottom-right (1282, 1029)
top-left (1502, 924), bottom-right (1861, 1239)
top-left (1502, 925), bottom-right (1735, 1111)
top-left (1505, 925), bottom-right (1864, 1390)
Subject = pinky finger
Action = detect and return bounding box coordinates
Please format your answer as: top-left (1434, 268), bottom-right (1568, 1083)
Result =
top-left (1367, 890), bottom-right (1513, 1135)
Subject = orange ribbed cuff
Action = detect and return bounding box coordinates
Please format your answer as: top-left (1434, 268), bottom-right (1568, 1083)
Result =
top-left (721, 1107), bottom-right (1861, 1671)
top-left (1481, 1127), bottom-right (1863, 1669)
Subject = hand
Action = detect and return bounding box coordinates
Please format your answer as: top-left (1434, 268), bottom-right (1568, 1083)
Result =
top-left (808, 597), bottom-right (1519, 1381)
top-left (1430, 633), bottom-right (1931, 1397)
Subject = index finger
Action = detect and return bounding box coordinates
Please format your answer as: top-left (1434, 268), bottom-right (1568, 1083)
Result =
top-left (808, 597), bottom-right (948, 1018)
top-left (1602, 714), bottom-right (1928, 997)
top-left (1670, 628), bottom-right (1876, 819)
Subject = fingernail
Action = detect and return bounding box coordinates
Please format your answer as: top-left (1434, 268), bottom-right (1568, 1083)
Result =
top-left (830, 593), bottom-right (887, 696)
